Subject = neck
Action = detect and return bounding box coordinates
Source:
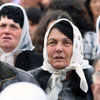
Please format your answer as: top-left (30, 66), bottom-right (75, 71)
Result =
top-left (62, 71), bottom-right (72, 82)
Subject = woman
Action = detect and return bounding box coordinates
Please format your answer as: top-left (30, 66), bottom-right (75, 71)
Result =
top-left (33, 10), bottom-right (73, 53)
top-left (85, 0), bottom-right (100, 28)
top-left (0, 3), bottom-right (43, 71)
top-left (49, 0), bottom-right (98, 66)
top-left (30, 18), bottom-right (94, 100)
top-left (25, 6), bottom-right (42, 40)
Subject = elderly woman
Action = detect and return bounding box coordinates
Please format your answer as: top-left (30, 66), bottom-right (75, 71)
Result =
top-left (91, 54), bottom-right (100, 100)
top-left (0, 3), bottom-right (43, 71)
top-left (30, 18), bottom-right (94, 100)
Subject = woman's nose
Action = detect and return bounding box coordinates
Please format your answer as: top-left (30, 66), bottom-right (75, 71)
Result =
top-left (4, 27), bottom-right (10, 34)
top-left (56, 43), bottom-right (63, 53)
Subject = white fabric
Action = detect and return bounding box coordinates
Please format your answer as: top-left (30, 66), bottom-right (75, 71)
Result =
top-left (96, 15), bottom-right (100, 55)
top-left (0, 82), bottom-right (48, 100)
top-left (0, 3), bottom-right (34, 66)
top-left (41, 18), bottom-right (92, 100)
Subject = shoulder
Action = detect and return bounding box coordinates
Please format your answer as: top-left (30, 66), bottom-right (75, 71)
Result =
top-left (15, 50), bottom-right (43, 71)
top-left (83, 31), bottom-right (97, 42)
top-left (0, 61), bottom-right (38, 91)
top-left (7, 63), bottom-right (38, 84)
top-left (83, 67), bottom-right (94, 100)
top-left (29, 68), bottom-right (51, 90)
top-left (83, 67), bottom-right (94, 86)
top-left (16, 50), bottom-right (43, 59)
top-left (15, 67), bottom-right (38, 84)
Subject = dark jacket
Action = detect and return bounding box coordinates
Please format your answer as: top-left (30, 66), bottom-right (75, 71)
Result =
top-left (29, 67), bottom-right (94, 100)
top-left (15, 50), bottom-right (43, 71)
top-left (0, 61), bottom-right (39, 92)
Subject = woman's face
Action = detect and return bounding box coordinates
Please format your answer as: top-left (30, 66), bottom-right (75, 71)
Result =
top-left (20, 0), bottom-right (40, 8)
top-left (0, 16), bottom-right (22, 52)
top-left (90, 0), bottom-right (100, 17)
top-left (40, 0), bottom-right (51, 9)
top-left (28, 20), bottom-right (38, 40)
top-left (47, 28), bottom-right (73, 69)
top-left (92, 60), bottom-right (100, 100)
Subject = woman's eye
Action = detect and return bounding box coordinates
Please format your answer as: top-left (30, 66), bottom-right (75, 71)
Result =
top-left (64, 41), bottom-right (72, 46)
top-left (47, 41), bottom-right (56, 45)
top-left (11, 25), bottom-right (19, 29)
top-left (0, 24), bottom-right (5, 28)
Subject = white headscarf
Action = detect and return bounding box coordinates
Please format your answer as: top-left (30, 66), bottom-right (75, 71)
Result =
top-left (0, 3), bottom-right (34, 66)
top-left (0, 82), bottom-right (48, 100)
top-left (96, 15), bottom-right (100, 55)
top-left (41, 18), bottom-right (92, 100)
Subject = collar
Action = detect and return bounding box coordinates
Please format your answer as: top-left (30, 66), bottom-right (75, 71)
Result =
top-left (0, 61), bottom-right (16, 80)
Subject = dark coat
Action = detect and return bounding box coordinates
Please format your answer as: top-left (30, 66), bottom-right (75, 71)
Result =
top-left (0, 61), bottom-right (39, 92)
top-left (29, 67), bottom-right (94, 100)
top-left (15, 50), bottom-right (43, 71)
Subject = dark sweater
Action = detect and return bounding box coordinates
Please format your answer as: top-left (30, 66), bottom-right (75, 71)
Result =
top-left (15, 50), bottom-right (43, 71)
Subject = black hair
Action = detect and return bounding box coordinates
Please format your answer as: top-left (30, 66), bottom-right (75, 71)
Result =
top-left (49, 0), bottom-right (95, 37)
top-left (52, 20), bottom-right (73, 42)
top-left (85, 0), bottom-right (93, 20)
top-left (0, 6), bottom-right (24, 28)
top-left (26, 6), bottom-right (42, 25)
top-left (32, 10), bottom-right (73, 53)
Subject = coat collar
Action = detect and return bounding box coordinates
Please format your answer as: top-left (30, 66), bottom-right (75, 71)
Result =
top-left (0, 61), bottom-right (16, 80)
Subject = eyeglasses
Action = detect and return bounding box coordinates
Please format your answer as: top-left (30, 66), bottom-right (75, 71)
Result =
top-left (93, 70), bottom-right (100, 84)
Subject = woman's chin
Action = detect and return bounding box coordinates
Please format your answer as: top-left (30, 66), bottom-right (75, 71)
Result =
top-left (52, 63), bottom-right (67, 70)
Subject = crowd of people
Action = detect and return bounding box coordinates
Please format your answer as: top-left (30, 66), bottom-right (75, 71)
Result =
top-left (0, 0), bottom-right (100, 100)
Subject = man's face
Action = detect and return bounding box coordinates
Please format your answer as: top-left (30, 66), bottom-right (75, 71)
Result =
top-left (0, 16), bottom-right (22, 52)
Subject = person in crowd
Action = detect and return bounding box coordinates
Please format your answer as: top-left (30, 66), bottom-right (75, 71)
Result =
top-left (25, 6), bottom-right (43, 40)
top-left (0, 82), bottom-right (47, 100)
top-left (20, 0), bottom-right (41, 9)
top-left (81, 0), bottom-right (86, 3)
top-left (0, 60), bottom-right (38, 92)
top-left (96, 15), bottom-right (100, 45)
top-left (85, 0), bottom-right (100, 29)
top-left (49, 0), bottom-right (98, 66)
top-left (39, 0), bottom-right (52, 13)
top-left (0, 1), bottom-right (3, 5)
top-left (91, 55), bottom-right (100, 100)
top-left (0, 0), bottom-right (12, 3)
top-left (40, 0), bottom-right (52, 10)
top-left (0, 3), bottom-right (43, 71)
top-left (33, 10), bottom-right (73, 53)
top-left (12, 0), bottom-right (20, 4)
top-left (29, 18), bottom-right (94, 100)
